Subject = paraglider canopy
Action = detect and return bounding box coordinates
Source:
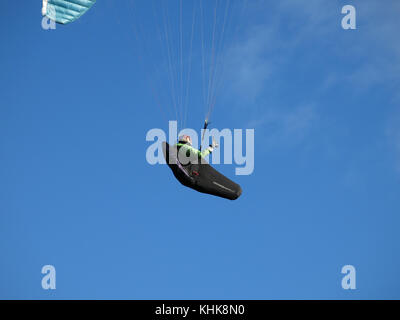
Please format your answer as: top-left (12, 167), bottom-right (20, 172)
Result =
top-left (42, 0), bottom-right (96, 24)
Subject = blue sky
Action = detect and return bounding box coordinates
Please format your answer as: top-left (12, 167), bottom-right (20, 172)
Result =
top-left (1, 0), bottom-right (400, 299)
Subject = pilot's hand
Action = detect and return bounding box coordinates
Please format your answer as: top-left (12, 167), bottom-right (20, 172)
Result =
top-left (211, 137), bottom-right (219, 149)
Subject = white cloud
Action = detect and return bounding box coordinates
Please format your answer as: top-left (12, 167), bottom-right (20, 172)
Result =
top-left (222, 0), bottom-right (400, 168)
top-left (247, 104), bottom-right (318, 148)
top-left (224, 25), bottom-right (277, 103)
top-left (221, 1), bottom-right (332, 145)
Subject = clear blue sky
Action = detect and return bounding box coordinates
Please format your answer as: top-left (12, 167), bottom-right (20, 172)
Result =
top-left (1, 0), bottom-right (400, 299)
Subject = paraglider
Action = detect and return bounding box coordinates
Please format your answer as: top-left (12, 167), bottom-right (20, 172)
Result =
top-left (123, 0), bottom-right (247, 200)
top-left (162, 135), bottom-right (242, 201)
top-left (42, 0), bottom-right (96, 24)
top-left (125, 1), bottom-right (246, 200)
top-left (39, 0), bottom-right (246, 200)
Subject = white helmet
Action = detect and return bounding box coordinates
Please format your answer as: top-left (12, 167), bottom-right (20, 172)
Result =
top-left (178, 135), bottom-right (192, 145)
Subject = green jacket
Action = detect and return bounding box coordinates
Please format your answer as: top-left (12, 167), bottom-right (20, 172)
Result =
top-left (176, 143), bottom-right (212, 160)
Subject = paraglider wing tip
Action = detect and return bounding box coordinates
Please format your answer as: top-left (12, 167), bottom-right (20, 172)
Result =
top-left (42, 0), bottom-right (96, 25)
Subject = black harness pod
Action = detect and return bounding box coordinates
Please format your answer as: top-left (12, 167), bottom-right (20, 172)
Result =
top-left (162, 142), bottom-right (242, 200)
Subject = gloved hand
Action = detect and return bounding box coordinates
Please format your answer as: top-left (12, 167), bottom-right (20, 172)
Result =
top-left (205, 138), bottom-right (219, 154)
top-left (210, 137), bottom-right (219, 149)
